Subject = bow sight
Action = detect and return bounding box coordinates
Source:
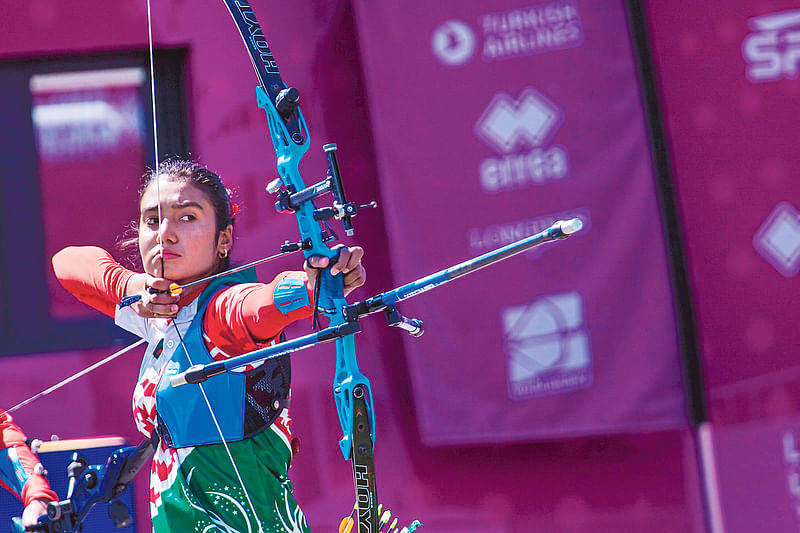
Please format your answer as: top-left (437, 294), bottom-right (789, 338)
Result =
top-left (267, 142), bottom-right (376, 241)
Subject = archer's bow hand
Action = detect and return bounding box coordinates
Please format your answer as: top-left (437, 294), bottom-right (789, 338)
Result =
top-left (304, 245), bottom-right (366, 297)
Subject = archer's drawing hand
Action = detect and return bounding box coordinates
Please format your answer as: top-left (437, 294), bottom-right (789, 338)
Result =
top-left (125, 273), bottom-right (180, 318)
top-left (304, 245), bottom-right (366, 297)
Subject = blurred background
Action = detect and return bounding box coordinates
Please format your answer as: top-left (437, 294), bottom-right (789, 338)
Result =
top-left (1, 0), bottom-right (799, 531)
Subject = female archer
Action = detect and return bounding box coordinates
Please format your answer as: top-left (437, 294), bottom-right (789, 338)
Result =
top-left (53, 159), bottom-right (366, 532)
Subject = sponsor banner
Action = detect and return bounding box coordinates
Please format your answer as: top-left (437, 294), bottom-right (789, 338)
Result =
top-left (643, 2), bottom-right (800, 396)
top-left (641, 3), bottom-right (800, 527)
top-left (353, 0), bottom-right (687, 443)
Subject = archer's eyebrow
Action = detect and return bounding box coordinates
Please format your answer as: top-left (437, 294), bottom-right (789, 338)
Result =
top-left (141, 200), bottom-right (205, 214)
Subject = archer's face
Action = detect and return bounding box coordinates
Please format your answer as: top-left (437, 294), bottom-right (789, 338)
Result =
top-left (138, 177), bottom-right (231, 284)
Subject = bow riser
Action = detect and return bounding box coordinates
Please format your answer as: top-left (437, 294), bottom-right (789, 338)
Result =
top-left (239, 3), bottom-right (379, 528)
top-left (257, 81), bottom-right (377, 462)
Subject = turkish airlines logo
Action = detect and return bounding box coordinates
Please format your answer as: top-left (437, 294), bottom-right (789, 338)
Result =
top-left (429, 2), bottom-right (584, 68)
top-left (431, 20), bottom-right (476, 67)
top-left (742, 9), bottom-right (800, 82)
top-left (474, 88), bottom-right (569, 193)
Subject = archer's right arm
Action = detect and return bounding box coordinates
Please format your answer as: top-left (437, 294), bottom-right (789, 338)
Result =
top-left (52, 246), bottom-right (136, 318)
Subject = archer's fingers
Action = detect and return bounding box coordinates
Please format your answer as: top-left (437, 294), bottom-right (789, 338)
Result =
top-left (147, 277), bottom-right (173, 292)
top-left (342, 265), bottom-right (366, 297)
top-left (341, 246), bottom-right (364, 273)
top-left (330, 246), bottom-right (363, 275)
top-left (305, 256), bottom-right (330, 270)
top-left (139, 289), bottom-right (178, 317)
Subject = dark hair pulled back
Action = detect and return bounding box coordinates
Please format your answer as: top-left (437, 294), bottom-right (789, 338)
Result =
top-left (119, 158), bottom-right (236, 273)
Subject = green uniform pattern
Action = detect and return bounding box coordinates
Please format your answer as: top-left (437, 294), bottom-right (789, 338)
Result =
top-left (151, 429), bottom-right (310, 533)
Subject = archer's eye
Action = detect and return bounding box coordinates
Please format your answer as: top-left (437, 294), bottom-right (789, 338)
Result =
top-left (144, 216), bottom-right (159, 226)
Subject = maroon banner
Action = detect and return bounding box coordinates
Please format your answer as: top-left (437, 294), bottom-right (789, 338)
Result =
top-left (644, 2), bottom-right (800, 530)
top-left (644, 2), bottom-right (800, 404)
top-left (353, 0), bottom-right (688, 444)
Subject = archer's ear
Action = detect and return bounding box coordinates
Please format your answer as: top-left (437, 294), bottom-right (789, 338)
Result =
top-left (217, 224), bottom-right (234, 251)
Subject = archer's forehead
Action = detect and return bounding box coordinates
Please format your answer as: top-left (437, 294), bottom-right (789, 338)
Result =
top-left (139, 177), bottom-right (210, 213)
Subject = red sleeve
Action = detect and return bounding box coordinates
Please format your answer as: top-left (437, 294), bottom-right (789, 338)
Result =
top-left (52, 246), bottom-right (136, 317)
top-left (0, 411), bottom-right (57, 505)
top-left (203, 271), bottom-right (314, 355)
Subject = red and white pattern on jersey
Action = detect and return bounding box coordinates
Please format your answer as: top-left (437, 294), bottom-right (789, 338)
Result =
top-left (148, 439), bottom-right (192, 517)
top-left (203, 332), bottom-right (277, 373)
top-left (270, 407), bottom-right (293, 452)
top-left (131, 363), bottom-right (186, 516)
top-left (132, 366), bottom-right (161, 439)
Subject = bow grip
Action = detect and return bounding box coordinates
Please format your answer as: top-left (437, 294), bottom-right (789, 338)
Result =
top-left (314, 251), bottom-right (346, 307)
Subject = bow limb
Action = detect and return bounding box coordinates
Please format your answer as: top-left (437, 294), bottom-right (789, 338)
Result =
top-left (223, 1), bottom-right (380, 530)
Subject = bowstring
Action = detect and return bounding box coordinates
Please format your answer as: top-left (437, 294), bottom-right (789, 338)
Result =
top-left (146, 2), bottom-right (263, 530)
top-left (146, 0), bottom-right (164, 277)
top-left (170, 318), bottom-right (265, 533)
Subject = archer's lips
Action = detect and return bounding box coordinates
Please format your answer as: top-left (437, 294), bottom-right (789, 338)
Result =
top-left (157, 249), bottom-right (181, 260)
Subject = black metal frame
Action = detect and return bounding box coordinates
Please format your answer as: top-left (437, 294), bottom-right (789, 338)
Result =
top-left (0, 49), bottom-right (190, 356)
top-left (623, 3), bottom-right (711, 533)
top-left (623, 0), bottom-right (707, 427)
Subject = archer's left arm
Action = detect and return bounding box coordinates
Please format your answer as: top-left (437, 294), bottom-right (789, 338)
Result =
top-left (203, 246), bottom-right (366, 352)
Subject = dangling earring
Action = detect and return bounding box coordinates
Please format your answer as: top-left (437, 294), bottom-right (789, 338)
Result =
top-left (219, 249), bottom-right (228, 259)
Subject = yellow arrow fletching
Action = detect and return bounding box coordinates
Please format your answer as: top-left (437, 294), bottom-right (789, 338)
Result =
top-left (339, 517), bottom-right (354, 533)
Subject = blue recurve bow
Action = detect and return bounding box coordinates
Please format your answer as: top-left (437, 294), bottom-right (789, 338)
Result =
top-left (175, 2), bottom-right (585, 532)
top-left (222, 2), bottom-right (383, 531)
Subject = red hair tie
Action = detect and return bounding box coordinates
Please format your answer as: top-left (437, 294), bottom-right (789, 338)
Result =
top-left (231, 202), bottom-right (239, 216)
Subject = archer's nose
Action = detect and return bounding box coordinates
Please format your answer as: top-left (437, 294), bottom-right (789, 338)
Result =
top-left (158, 218), bottom-right (178, 243)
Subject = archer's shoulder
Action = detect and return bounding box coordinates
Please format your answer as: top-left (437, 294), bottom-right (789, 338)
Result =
top-left (52, 246), bottom-right (117, 272)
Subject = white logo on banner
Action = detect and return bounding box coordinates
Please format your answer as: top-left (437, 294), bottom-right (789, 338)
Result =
top-left (753, 202), bottom-right (800, 277)
top-left (429, 2), bottom-right (584, 68)
top-left (431, 20), bottom-right (476, 67)
top-left (480, 0), bottom-right (584, 61)
top-left (474, 88), bottom-right (569, 193)
top-left (742, 9), bottom-right (800, 82)
top-left (467, 208), bottom-right (590, 255)
top-left (502, 292), bottom-right (592, 399)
